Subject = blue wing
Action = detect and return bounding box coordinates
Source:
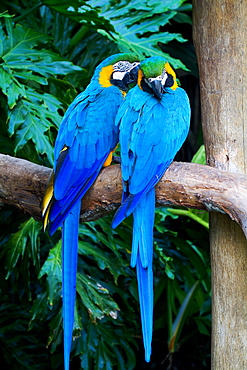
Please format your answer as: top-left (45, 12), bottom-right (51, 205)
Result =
top-left (49, 86), bottom-right (121, 235)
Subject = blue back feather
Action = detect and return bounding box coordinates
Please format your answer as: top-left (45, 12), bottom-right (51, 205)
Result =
top-left (50, 87), bottom-right (121, 231)
top-left (112, 81), bottom-right (190, 362)
top-left (112, 85), bottom-right (190, 226)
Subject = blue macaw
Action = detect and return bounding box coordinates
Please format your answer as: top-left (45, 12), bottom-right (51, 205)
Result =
top-left (42, 53), bottom-right (139, 370)
top-left (112, 56), bottom-right (191, 362)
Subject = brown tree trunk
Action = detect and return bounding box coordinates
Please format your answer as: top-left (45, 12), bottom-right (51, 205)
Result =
top-left (193, 1), bottom-right (247, 368)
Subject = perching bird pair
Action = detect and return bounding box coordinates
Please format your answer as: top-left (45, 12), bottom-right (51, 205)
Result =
top-left (42, 53), bottom-right (190, 369)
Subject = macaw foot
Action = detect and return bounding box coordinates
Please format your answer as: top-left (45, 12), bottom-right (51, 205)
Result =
top-left (103, 144), bottom-right (119, 167)
top-left (103, 151), bottom-right (113, 167)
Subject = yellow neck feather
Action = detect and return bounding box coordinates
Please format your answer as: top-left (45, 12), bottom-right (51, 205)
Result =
top-left (137, 69), bottom-right (144, 89)
top-left (98, 65), bottom-right (114, 88)
top-left (165, 62), bottom-right (178, 90)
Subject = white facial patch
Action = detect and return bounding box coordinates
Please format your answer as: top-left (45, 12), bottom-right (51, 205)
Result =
top-left (113, 61), bottom-right (140, 73)
top-left (113, 61), bottom-right (132, 72)
top-left (147, 69), bottom-right (168, 86)
top-left (161, 73), bottom-right (168, 86)
top-left (112, 71), bottom-right (126, 80)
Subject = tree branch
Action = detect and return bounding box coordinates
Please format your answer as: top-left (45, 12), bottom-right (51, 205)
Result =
top-left (0, 153), bottom-right (247, 238)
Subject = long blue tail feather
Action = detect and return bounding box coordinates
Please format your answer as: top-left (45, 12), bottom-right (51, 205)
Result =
top-left (132, 188), bottom-right (155, 362)
top-left (62, 201), bottom-right (81, 370)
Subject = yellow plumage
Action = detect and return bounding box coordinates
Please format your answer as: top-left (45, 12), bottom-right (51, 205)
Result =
top-left (41, 172), bottom-right (54, 230)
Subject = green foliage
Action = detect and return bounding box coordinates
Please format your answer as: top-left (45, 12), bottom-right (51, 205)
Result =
top-left (192, 144), bottom-right (206, 165)
top-left (95, 0), bottom-right (190, 68)
top-left (0, 303), bottom-right (51, 369)
top-left (154, 208), bottom-right (211, 367)
top-left (0, 1), bottom-right (211, 369)
top-left (42, 0), bottom-right (191, 69)
top-left (38, 241), bottom-right (62, 305)
top-left (42, 0), bottom-right (114, 31)
top-left (0, 12), bottom-right (83, 164)
top-left (1, 217), bottom-right (41, 279)
top-left (168, 280), bottom-right (201, 353)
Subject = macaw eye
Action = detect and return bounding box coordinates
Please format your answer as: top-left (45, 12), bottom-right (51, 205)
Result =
top-left (132, 62), bottom-right (139, 68)
top-left (164, 73), bottom-right (174, 87)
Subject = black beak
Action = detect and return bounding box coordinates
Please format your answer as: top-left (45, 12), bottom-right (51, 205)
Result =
top-left (150, 79), bottom-right (163, 99)
top-left (122, 64), bottom-right (139, 88)
top-left (129, 65), bottom-right (140, 84)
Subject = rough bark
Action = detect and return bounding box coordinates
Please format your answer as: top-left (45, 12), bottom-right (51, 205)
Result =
top-left (193, 1), bottom-right (247, 368)
top-left (0, 153), bottom-right (247, 238)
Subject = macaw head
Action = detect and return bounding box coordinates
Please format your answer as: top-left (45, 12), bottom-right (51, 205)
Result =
top-left (95, 53), bottom-right (140, 91)
top-left (138, 56), bottom-right (178, 99)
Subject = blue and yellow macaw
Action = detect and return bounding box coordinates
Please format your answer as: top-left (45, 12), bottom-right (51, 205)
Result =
top-left (112, 56), bottom-right (191, 362)
top-left (42, 53), bottom-right (139, 370)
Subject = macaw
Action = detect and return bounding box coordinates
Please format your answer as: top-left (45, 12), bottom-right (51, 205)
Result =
top-left (41, 53), bottom-right (139, 370)
top-left (112, 56), bottom-right (191, 362)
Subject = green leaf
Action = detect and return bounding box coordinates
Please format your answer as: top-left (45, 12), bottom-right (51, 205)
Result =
top-left (13, 69), bottom-right (48, 85)
top-left (78, 240), bottom-right (123, 283)
top-left (29, 291), bottom-right (49, 330)
top-left (77, 273), bottom-right (119, 321)
top-left (0, 67), bottom-right (14, 94)
top-left (43, 0), bottom-right (190, 69)
top-left (99, 26), bottom-right (187, 69)
top-left (194, 316), bottom-right (211, 336)
top-left (39, 241), bottom-right (62, 305)
top-left (48, 305), bottom-right (63, 352)
top-left (167, 208), bottom-right (209, 229)
top-left (8, 100), bottom-right (54, 163)
top-left (173, 11), bottom-right (192, 25)
top-left (1, 19), bottom-right (82, 79)
top-left (7, 87), bottom-right (64, 164)
top-left (154, 242), bottom-right (175, 279)
top-left (1, 218), bottom-right (41, 279)
top-left (2, 23), bottom-right (46, 61)
top-left (168, 280), bottom-right (200, 353)
top-left (92, 0), bottom-right (189, 69)
top-left (78, 318), bottom-right (136, 370)
top-left (42, 0), bottom-right (114, 31)
top-left (0, 11), bottom-right (14, 19)
top-left (192, 144), bottom-right (206, 165)
top-left (7, 52), bottom-right (83, 77)
top-left (0, 67), bottom-right (26, 108)
top-left (0, 16), bottom-right (83, 162)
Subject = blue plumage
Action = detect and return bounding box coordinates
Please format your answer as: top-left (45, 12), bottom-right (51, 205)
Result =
top-left (112, 57), bottom-right (190, 362)
top-left (42, 53), bottom-right (139, 370)
top-left (62, 202), bottom-right (80, 369)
